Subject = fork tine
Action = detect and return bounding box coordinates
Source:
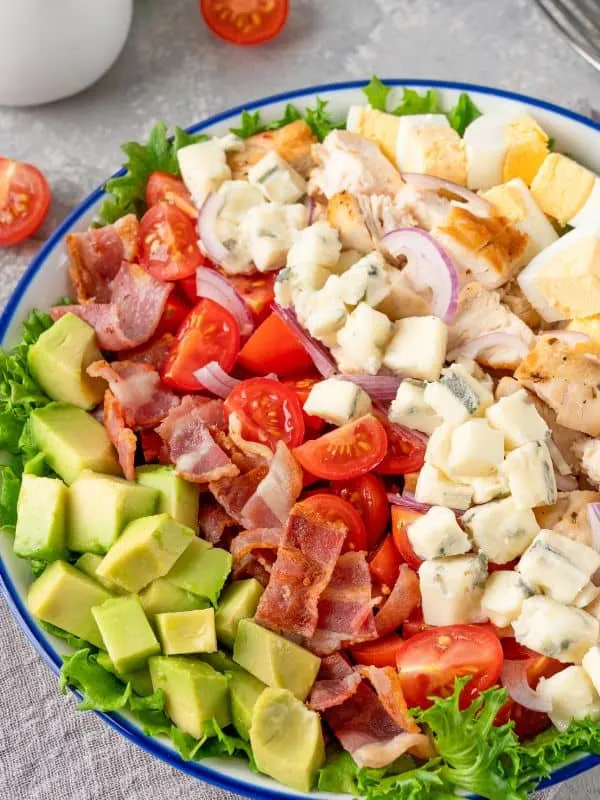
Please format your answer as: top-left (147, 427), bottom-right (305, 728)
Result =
top-left (549, 0), bottom-right (600, 38)
top-left (534, 0), bottom-right (600, 70)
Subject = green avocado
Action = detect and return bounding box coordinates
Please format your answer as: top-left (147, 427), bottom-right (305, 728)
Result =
top-left (149, 656), bottom-right (230, 737)
top-left (166, 538), bottom-right (232, 606)
top-left (136, 466), bottom-right (200, 530)
top-left (155, 608), bottom-right (217, 655)
top-left (96, 513), bottom-right (195, 592)
top-left (228, 668), bottom-right (266, 741)
top-left (27, 560), bottom-right (112, 648)
top-left (139, 579), bottom-right (210, 618)
top-left (92, 595), bottom-right (160, 674)
top-left (75, 553), bottom-right (126, 594)
top-left (250, 687), bottom-right (325, 792)
top-left (30, 403), bottom-right (120, 484)
top-left (96, 651), bottom-right (154, 697)
top-left (13, 474), bottom-right (68, 561)
top-left (27, 314), bottom-right (106, 410)
top-left (215, 579), bottom-right (264, 649)
top-left (200, 650), bottom-right (239, 673)
top-left (68, 471), bottom-right (159, 554)
top-left (233, 619), bottom-right (321, 701)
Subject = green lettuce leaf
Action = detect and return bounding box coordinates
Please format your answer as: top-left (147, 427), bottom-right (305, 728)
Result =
top-left (304, 98), bottom-right (345, 140)
top-left (362, 76), bottom-right (392, 112)
top-left (0, 465), bottom-right (21, 528)
top-left (230, 98), bottom-right (345, 141)
top-left (39, 621), bottom-right (95, 651)
top-left (393, 88), bottom-right (444, 116)
top-left (230, 110), bottom-right (266, 139)
top-left (447, 92), bottom-right (482, 135)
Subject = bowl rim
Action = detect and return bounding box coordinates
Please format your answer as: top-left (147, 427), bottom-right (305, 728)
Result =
top-left (1, 78), bottom-right (600, 799)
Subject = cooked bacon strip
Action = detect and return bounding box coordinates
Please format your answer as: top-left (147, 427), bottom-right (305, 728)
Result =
top-left (358, 666), bottom-right (418, 734)
top-left (197, 495), bottom-right (238, 546)
top-left (254, 500), bottom-right (347, 638)
top-left (52, 263), bottom-right (171, 351)
top-left (103, 390), bottom-right (136, 480)
top-left (309, 671), bottom-right (361, 712)
top-left (118, 334), bottom-right (175, 371)
top-left (87, 360), bottom-right (180, 429)
top-left (209, 465), bottom-right (269, 522)
top-left (374, 564), bottom-right (421, 637)
top-left (228, 411), bottom-right (274, 464)
top-left (240, 442), bottom-right (303, 530)
top-left (229, 528), bottom-right (282, 569)
top-left (231, 553), bottom-right (271, 587)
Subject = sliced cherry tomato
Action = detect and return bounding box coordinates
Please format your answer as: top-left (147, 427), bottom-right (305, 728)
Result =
top-left (283, 374), bottom-right (326, 433)
top-left (146, 172), bottom-right (197, 218)
top-left (140, 202), bottom-right (204, 281)
top-left (293, 415), bottom-right (388, 481)
top-left (391, 506), bottom-right (424, 571)
top-left (154, 293), bottom-right (192, 337)
top-left (178, 274), bottom-right (199, 304)
top-left (200, 0), bottom-right (289, 45)
top-left (351, 634), bottom-right (405, 668)
top-left (238, 312), bottom-right (314, 377)
top-left (396, 624), bottom-right (504, 709)
top-left (488, 559), bottom-right (519, 574)
top-left (224, 377), bottom-right (305, 450)
top-left (332, 474), bottom-right (389, 550)
top-left (403, 611), bottom-right (499, 641)
top-left (495, 656), bottom-right (564, 740)
top-left (300, 493), bottom-right (368, 553)
top-left (368, 534), bottom-right (401, 589)
top-left (140, 430), bottom-right (165, 464)
top-left (226, 272), bottom-right (275, 324)
top-left (501, 639), bottom-right (542, 661)
top-left (162, 298), bottom-right (240, 392)
top-left (374, 412), bottom-right (426, 476)
top-left (0, 158), bottom-right (50, 245)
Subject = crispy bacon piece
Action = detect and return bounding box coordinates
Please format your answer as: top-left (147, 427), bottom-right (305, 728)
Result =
top-left (240, 442), bottom-right (303, 530)
top-left (209, 465), bottom-right (269, 522)
top-left (103, 390), bottom-right (136, 480)
top-left (118, 334), bottom-right (175, 371)
top-left (229, 528), bottom-right (282, 570)
top-left (197, 495), bottom-right (238, 546)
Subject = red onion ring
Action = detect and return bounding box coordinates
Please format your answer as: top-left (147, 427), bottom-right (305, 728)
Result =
top-left (501, 660), bottom-right (552, 713)
top-left (381, 227), bottom-right (459, 322)
top-left (388, 491), bottom-right (464, 517)
top-left (547, 436), bottom-right (572, 477)
top-left (341, 374), bottom-right (403, 401)
top-left (539, 330), bottom-right (591, 345)
top-left (448, 332), bottom-right (531, 363)
top-left (587, 503), bottom-right (600, 553)
top-left (197, 192), bottom-right (229, 264)
top-left (402, 173), bottom-right (494, 218)
top-left (196, 267), bottom-right (254, 338)
top-left (272, 303), bottom-right (337, 378)
top-left (305, 196), bottom-right (316, 225)
top-left (193, 361), bottom-right (241, 399)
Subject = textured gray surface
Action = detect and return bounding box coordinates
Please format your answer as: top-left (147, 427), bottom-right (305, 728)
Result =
top-left (1, 0), bottom-right (600, 797)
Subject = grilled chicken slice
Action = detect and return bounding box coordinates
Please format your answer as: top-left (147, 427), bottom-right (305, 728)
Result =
top-left (499, 279), bottom-right (543, 331)
top-left (534, 490), bottom-right (600, 548)
top-left (326, 192), bottom-right (374, 253)
top-left (228, 120), bottom-right (316, 180)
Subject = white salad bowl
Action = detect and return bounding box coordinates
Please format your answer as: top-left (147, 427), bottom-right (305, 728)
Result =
top-left (2, 80), bottom-right (600, 800)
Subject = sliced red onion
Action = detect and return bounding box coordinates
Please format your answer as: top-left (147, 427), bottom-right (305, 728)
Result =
top-left (587, 503), bottom-right (600, 553)
top-left (402, 173), bottom-right (494, 218)
top-left (305, 196), bottom-right (316, 225)
top-left (381, 228), bottom-right (459, 322)
top-left (539, 330), bottom-right (591, 345)
top-left (196, 267), bottom-right (254, 338)
top-left (448, 332), bottom-right (531, 363)
top-left (272, 303), bottom-right (337, 378)
top-left (341, 374), bottom-right (403, 401)
top-left (547, 436), bottom-right (572, 477)
top-left (501, 660), bottom-right (551, 713)
top-left (387, 492), bottom-right (432, 514)
top-left (198, 192), bottom-right (229, 264)
top-left (193, 361), bottom-right (241, 399)
top-left (556, 473), bottom-right (578, 491)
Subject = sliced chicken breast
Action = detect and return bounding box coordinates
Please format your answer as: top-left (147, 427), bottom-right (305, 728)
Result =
top-left (228, 120), bottom-right (316, 180)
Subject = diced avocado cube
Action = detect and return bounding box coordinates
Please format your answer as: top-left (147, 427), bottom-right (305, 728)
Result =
top-left (96, 651), bottom-right (154, 697)
top-left (149, 656), bottom-right (230, 737)
top-left (250, 687), bottom-right (325, 792)
top-left (13, 474), bottom-right (68, 561)
top-left (139, 579), bottom-right (210, 618)
top-left (27, 560), bottom-right (112, 648)
top-left (27, 314), bottom-right (106, 410)
top-left (68, 471), bottom-right (159, 554)
top-left (92, 595), bottom-right (160, 673)
top-left (136, 466), bottom-right (200, 530)
top-left (166, 538), bottom-right (232, 605)
top-left (233, 619), bottom-right (321, 701)
top-left (200, 650), bottom-right (239, 673)
top-left (30, 403), bottom-right (120, 484)
top-left (155, 608), bottom-right (217, 655)
top-left (96, 513), bottom-right (195, 592)
top-left (215, 579), bottom-right (264, 649)
top-left (229, 668), bottom-right (266, 741)
top-left (75, 553), bottom-right (125, 594)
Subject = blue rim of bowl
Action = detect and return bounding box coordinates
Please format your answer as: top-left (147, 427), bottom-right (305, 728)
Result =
top-left (1, 79), bottom-right (599, 798)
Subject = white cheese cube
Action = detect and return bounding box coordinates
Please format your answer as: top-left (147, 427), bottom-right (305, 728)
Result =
top-left (273, 267), bottom-right (294, 307)
top-left (418, 553), bottom-right (488, 626)
top-left (287, 221), bottom-right (342, 269)
top-left (538, 666), bottom-right (600, 731)
top-left (338, 251), bottom-right (391, 308)
top-left (485, 389), bottom-right (549, 450)
top-left (502, 441), bottom-right (557, 509)
top-left (177, 139), bottom-right (231, 206)
top-left (575, 583), bottom-right (600, 609)
top-left (448, 419), bottom-right (505, 477)
top-left (383, 316), bottom-right (448, 380)
top-left (582, 645), bottom-right (600, 696)
top-left (469, 473), bottom-right (510, 504)
top-left (248, 150), bottom-right (307, 204)
top-left (517, 529), bottom-right (600, 605)
top-left (218, 180), bottom-right (265, 224)
top-left (303, 378), bottom-right (372, 427)
top-left (513, 596), bottom-right (600, 663)
top-left (307, 304), bottom-right (348, 341)
top-left (424, 423), bottom-right (453, 472)
top-left (335, 303), bottom-right (392, 375)
top-left (463, 497), bottom-right (539, 564)
top-left (407, 506), bottom-right (471, 560)
top-left (291, 261), bottom-right (330, 291)
top-left (414, 463), bottom-right (473, 510)
top-left (481, 571), bottom-right (535, 628)
top-left (424, 363), bottom-right (494, 424)
top-left (241, 203), bottom-right (307, 272)
top-left (389, 379), bottom-right (442, 435)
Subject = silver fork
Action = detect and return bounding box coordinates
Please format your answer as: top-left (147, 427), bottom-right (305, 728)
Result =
top-left (534, 0), bottom-right (600, 71)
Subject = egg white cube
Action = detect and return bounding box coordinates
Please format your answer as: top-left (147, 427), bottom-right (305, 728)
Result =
top-left (462, 496), bottom-right (539, 564)
top-left (248, 150), bottom-right (307, 204)
top-left (481, 571), bottom-right (535, 628)
top-left (582, 645), bottom-right (600, 696)
top-left (501, 440), bottom-right (557, 509)
top-left (177, 140), bottom-right (232, 206)
top-left (407, 506), bottom-right (471, 561)
top-left (538, 666), bottom-right (600, 732)
top-left (287, 221), bottom-right (342, 269)
top-left (389, 379), bottom-right (442, 435)
top-left (485, 389), bottom-right (549, 450)
top-left (447, 419), bottom-right (505, 477)
top-left (414, 463), bottom-right (473, 511)
top-left (570, 177), bottom-right (600, 229)
top-left (382, 316), bottom-right (448, 380)
top-left (424, 363), bottom-right (494, 425)
top-left (303, 378), bottom-right (372, 427)
top-left (418, 553), bottom-right (488, 626)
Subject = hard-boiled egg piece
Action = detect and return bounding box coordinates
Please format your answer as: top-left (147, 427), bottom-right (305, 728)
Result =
top-left (396, 115), bottom-right (467, 185)
top-left (567, 315), bottom-right (600, 343)
top-left (346, 105), bottom-right (399, 163)
top-left (530, 152), bottom-right (597, 227)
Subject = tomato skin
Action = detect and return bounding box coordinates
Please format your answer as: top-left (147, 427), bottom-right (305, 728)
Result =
top-left (332, 474), bottom-right (389, 550)
top-left (140, 430), bottom-right (164, 464)
top-left (238, 312), bottom-right (314, 377)
top-left (146, 172), bottom-right (197, 218)
top-left (178, 275), bottom-right (199, 304)
top-left (301, 493), bottom-right (368, 553)
top-left (224, 377), bottom-right (305, 450)
top-left (140, 202), bottom-right (203, 281)
top-left (200, 0), bottom-right (289, 45)
top-left (351, 634), bottom-right (405, 668)
top-left (0, 158), bottom-right (51, 245)
top-left (226, 272), bottom-right (275, 324)
top-left (283, 374), bottom-right (326, 434)
top-left (495, 656), bottom-right (564, 740)
top-left (369, 535), bottom-right (401, 589)
top-left (391, 506), bottom-right (424, 570)
top-left (374, 413), bottom-right (426, 476)
top-left (154, 293), bottom-right (192, 337)
top-left (162, 298), bottom-right (240, 392)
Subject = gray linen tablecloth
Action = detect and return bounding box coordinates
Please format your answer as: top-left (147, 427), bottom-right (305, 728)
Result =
top-left (1, 1), bottom-right (600, 797)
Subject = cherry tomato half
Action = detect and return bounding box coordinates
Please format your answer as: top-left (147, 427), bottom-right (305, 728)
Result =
top-left (0, 158), bottom-right (50, 245)
top-left (300, 493), bottom-right (368, 553)
top-left (224, 377), bottom-right (305, 451)
top-left (226, 272), bottom-right (275, 324)
top-left (351, 634), bottom-right (406, 668)
top-left (368, 534), bottom-right (401, 589)
top-left (154, 293), bottom-right (192, 337)
top-left (162, 298), bottom-right (240, 392)
top-left (146, 172), bottom-right (197, 218)
top-left (396, 624), bottom-right (504, 709)
top-left (283, 374), bottom-right (326, 434)
top-left (374, 413), bottom-right (426, 476)
top-left (140, 202), bottom-right (204, 281)
top-left (200, 0), bottom-right (289, 46)
top-left (495, 656), bottom-right (564, 740)
top-left (178, 274), bottom-right (199, 305)
top-left (332, 473), bottom-right (390, 550)
top-left (238, 312), bottom-right (314, 377)
top-left (391, 506), bottom-right (424, 571)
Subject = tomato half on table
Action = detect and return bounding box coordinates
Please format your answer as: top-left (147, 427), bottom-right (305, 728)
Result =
top-left (332, 473), bottom-right (389, 550)
top-left (293, 415), bottom-right (388, 481)
top-left (140, 202), bottom-right (204, 281)
top-left (396, 624), bottom-right (504, 709)
top-left (146, 172), bottom-right (197, 218)
top-left (0, 158), bottom-right (50, 245)
top-left (162, 298), bottom-right (240, 392)
top-left (224, 377), bottom-right (305, 450)
top-left (351, 634), bottom-right (406, 668)
top-left (368, 534), bottom-right (402, 588)
top-left (301, 493), bottom-right (368, 553)
top-left (200, 0), bottom-right (289, 46)
top-left (227, 272), bottom-right (275, 324)
top-left (154, 293), bottom-right (192, 337)
top-left (374, 413), bottom-right (426, 476)
top-left (283, 374), bottom-right (325, 434)
top-left (237, 311), bottom-right (314, 377)
top-left (391, 506), bottom-right (424, 571)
